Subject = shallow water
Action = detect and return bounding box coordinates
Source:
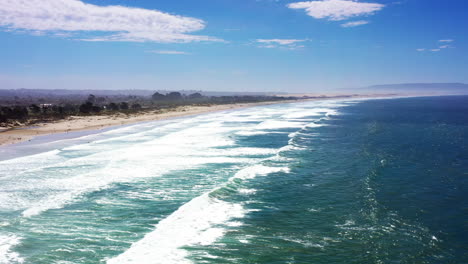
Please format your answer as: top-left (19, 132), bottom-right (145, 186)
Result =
top-left (0, 96), bottom-right (467, 263)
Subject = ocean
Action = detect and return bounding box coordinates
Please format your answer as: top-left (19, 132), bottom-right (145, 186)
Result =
top-left (0, 96), bottom-right (467, 264)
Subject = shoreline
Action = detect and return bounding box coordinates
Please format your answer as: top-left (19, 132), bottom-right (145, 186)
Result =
top-left (0, 100), bottom-right (300, 147)
top-left (0, 94), bottom-right (404, 147)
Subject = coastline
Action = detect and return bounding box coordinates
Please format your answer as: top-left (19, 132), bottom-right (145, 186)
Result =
top-left (0, 94), bottom-right (402, 147)
top-left (0, 100), bottom-right (299, 146)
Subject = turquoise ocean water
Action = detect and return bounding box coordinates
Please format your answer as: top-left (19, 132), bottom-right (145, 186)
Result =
top-left (0, 96), bottom-right (467, 263)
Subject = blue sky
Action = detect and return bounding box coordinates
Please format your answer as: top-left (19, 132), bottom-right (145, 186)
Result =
top-left (0, 0), bottom-right (466, 92)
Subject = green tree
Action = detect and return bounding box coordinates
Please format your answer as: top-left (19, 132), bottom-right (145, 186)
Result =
top-left (108, 102), bottom-right (119, 111)
top-left (131, 103), bottom-right (142, 110)
top-left (79, 102), bottom-right (94, 113)
top-left (166, 92), bottom-right (182, 100)
top-left (87, 94), bottom-right (96, 103)
top-left (188, 93), bottom-right (203, 99)
top-left (152, 92), bottom-right (166, 101)
top-left (120, 102), bottom-right (129, 110)
top-left (29, 104), bottom-right (41, 114)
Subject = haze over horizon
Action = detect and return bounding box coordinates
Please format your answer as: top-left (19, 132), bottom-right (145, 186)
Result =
top-left (0, 0), bottom-right (467, 92)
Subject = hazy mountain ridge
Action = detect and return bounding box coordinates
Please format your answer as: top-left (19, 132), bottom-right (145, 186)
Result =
top-left (0, 88), bottom-right (274, 98)
top-left (359, 83), bottom-right (468, 95)
top-left (368, 83), bottom-right (468, 90)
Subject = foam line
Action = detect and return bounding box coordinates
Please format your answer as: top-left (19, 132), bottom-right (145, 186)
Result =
top-left (107, 165), bottom-right (290, 264)
top-left (107, 194), bottom-right (245, 264)
top-left (0, 235), bottom-right (24, 264)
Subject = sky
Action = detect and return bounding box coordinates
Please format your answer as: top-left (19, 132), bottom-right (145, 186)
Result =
top-left (0, 0), bottom-right (467, 93)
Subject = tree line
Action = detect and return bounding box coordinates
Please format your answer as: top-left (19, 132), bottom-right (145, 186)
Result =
top-left (1, 91), bottom-right (292, 125)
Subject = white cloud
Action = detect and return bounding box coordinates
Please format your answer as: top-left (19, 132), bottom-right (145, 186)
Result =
top-left (418, 40), bottom-right (455, 52)
top-left (260, 44), bottom-right (278, 49)
top-left (148, 50), bottom-right (189, 55)
top-left (256, 39), bottom-right (305, 45)
top-left (0, 0), bottom-right (220, 43)
top-left (288, 0), bottom-right (385, 21)
top-left (255, 39), bottom-right (307, 49)
top-left (341, 20), bottom-right (369, 27)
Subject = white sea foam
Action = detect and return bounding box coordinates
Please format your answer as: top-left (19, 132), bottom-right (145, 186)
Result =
top-left (108, 164), bottom-right (290, 264)
top-left (238, 188), bottom-right (257, 195)
top-left (0, 149), bottom-right (64, 179)
top-left (0, 98), bottom-right (359, 264)
top-left (305, 123), bottom-right (325, 128)
top-left (280, 107), bottom-right (339, 119)
top-left (0, 235), bottom-right (23, 264)
top-left (107, 194), bottom-right (245, 264)
top-left (229, 165), bottom-right (290, 181)
top-left (256, 120), bottom-right (306, 130)
top-left (1, 120), bottom-right (255, 217)
top-left (281, 111), bottom-right (322, 119)
top-left (235, 130), bottom-right (271, 136)
top-left (19, 149), bottom-right (251, 217)
top-left (278, 144), bottom-right (302, 152)
top-left (200, 147), bottom-right (277, 157)
top-left (1, 99), bottom-right (348, 221)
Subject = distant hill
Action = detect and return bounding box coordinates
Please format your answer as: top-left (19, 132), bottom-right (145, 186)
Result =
top-left (368, 83), bottom-right (468, 90)
top-left (0, 88), bottom-right (273, 99)
top-left (363, 83), bottom-right (468, 95)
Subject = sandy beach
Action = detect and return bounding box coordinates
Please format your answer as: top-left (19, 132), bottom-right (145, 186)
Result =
top-left (0, 94), bottom-right (405, 147)
top-left (0, 100), bottom-right (300, 146)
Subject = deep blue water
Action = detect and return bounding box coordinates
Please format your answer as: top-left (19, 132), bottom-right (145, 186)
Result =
top-left (201, 96), bottom-right (468, 264)
top-left (0, 96), bottom-right (467, 263)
